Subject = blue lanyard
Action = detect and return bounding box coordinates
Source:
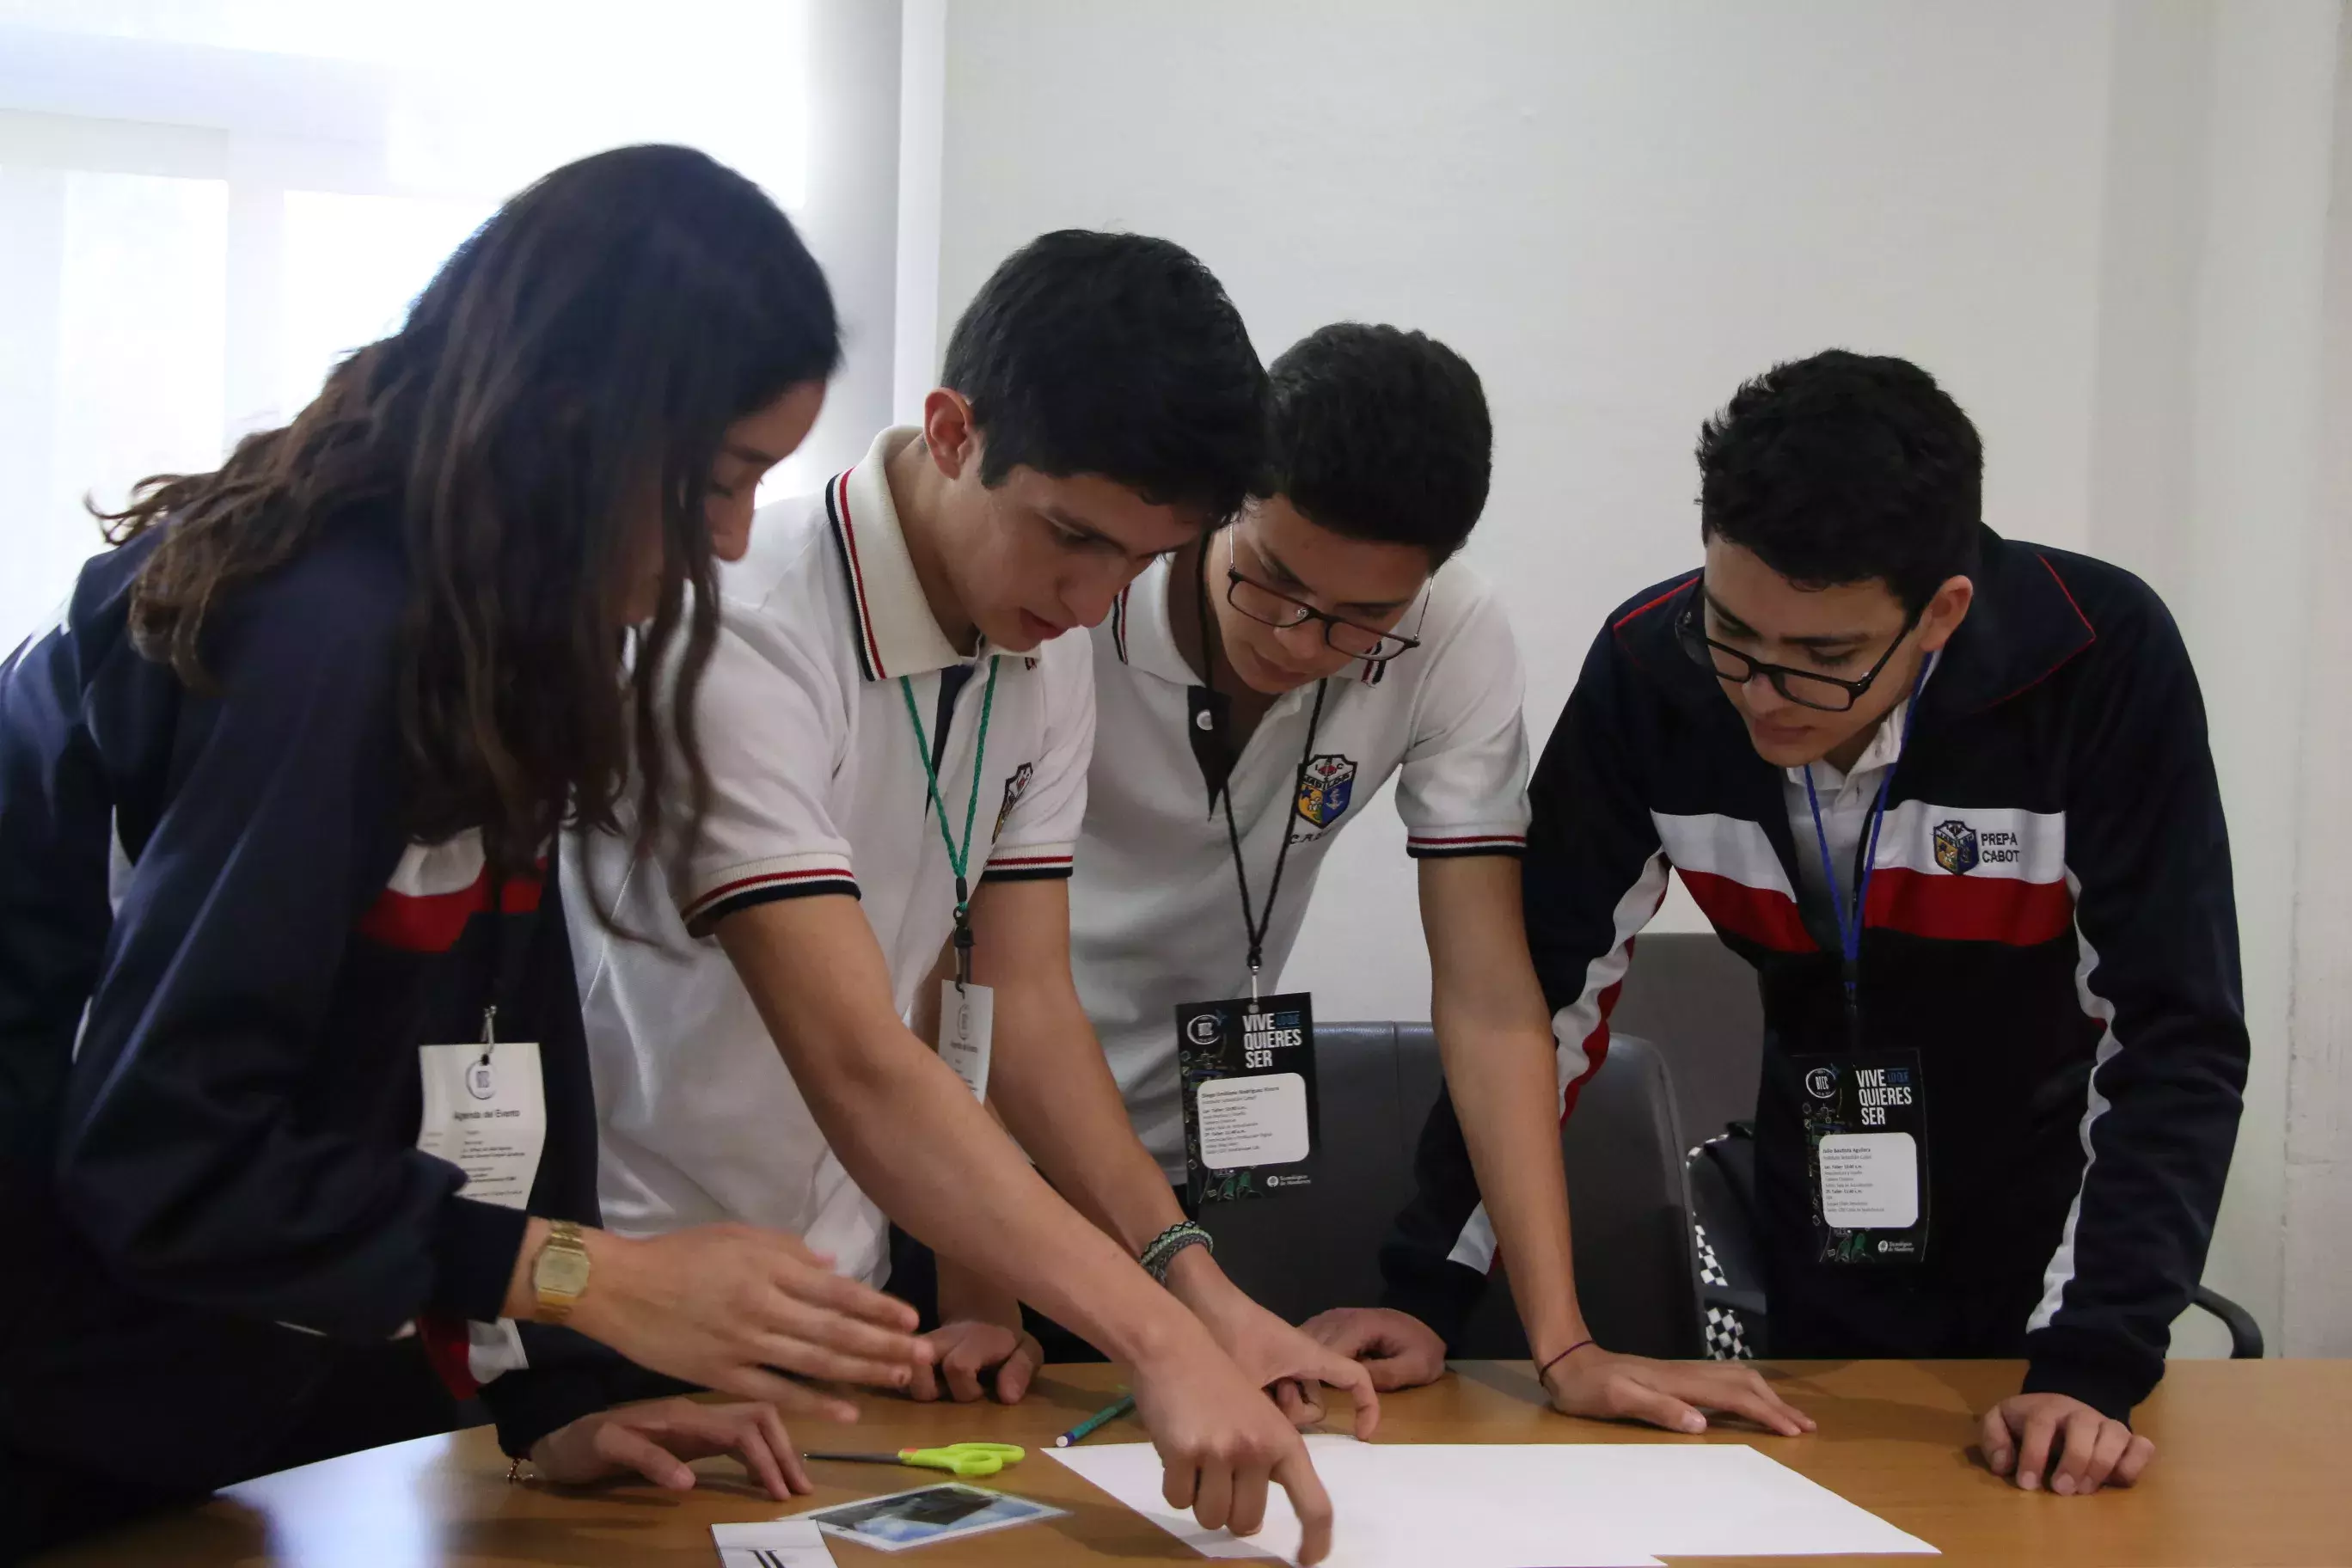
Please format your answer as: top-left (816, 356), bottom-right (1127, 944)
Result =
top-left (1802, 653), bottom-right (1933, 1032)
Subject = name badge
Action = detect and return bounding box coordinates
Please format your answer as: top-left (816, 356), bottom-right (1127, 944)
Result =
top-left (417, 1040), bottom-right (546, 1211)
top-left (938, 980), bottom-right (995, 1099)
top-left (1793, 1050), bottom-right (1928, 1266)
top-left (1176, 990), bottom-right (1320, 1206)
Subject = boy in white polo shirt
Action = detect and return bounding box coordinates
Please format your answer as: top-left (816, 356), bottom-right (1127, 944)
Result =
top-left (1069, 323), bottom-right (1810, 1436)
top-left (567, 233), bottom-right (1370, 1563)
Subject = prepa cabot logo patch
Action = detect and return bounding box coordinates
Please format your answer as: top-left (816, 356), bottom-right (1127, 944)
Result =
top-left (1932, 819), bottom-right (1979, 875)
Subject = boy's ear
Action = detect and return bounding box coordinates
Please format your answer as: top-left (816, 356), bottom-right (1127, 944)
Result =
top-left (1920, 574), bottom-right (1975, 652)
top-left (921, 389), bottom-right (982, 482)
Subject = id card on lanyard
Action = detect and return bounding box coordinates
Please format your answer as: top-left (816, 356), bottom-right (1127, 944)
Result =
top-left (1798, 654), bottom-right (1933, 1268)
top-left (416, 879), bottom-right (545, 1211)
top-left (903, 661), bottom-right (1001, 1100)
top-left (1175, 540), bottom-right (1326, 1206)
top-left (1794, 1050), bottom-right (1928, 1264)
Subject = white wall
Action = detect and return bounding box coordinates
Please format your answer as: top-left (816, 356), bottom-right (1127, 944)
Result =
top-left (2285, 16), bottom-right (2352, 1358)
top-left (928, 0), bottom-right (2349, 1355)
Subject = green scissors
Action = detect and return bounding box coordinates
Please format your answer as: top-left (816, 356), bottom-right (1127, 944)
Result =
top-left (802, 1441), bottom-right (1026, 1479)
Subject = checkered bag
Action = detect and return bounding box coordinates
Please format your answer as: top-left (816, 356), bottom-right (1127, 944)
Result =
top-left (1687, 1123), bottom-right (1767, 1361)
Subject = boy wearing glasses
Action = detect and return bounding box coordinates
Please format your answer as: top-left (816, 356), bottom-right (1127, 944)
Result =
top-left (971, 323), bottom-right (1802, 1436)
top-left (1367, 350), bottom-right (2246, 1499)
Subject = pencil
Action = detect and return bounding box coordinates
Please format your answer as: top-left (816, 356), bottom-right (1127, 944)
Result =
top-left (1053, 1393), bottom-right (1137, 1447)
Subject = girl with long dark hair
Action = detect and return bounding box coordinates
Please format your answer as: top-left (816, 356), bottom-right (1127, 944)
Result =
top-left (0, 144), bottom-right (924, 1555)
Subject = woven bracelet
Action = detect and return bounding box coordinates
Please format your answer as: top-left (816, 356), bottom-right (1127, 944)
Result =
top-left (1141, 1219), bottom-right (1215, 1283)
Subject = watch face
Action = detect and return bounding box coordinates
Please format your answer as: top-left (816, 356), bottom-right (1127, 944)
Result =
top-left (539, 1249), bottom-right (591, 1297)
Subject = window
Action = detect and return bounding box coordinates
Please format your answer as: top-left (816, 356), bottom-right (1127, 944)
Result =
top-left (0, 0), bottom-right (812, 646)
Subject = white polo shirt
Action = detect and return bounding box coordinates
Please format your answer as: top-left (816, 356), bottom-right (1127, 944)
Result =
top-left (1070, 551), bottom-right (1531, 1178)
top-left (566, 426), bottom-right (1093, 1287)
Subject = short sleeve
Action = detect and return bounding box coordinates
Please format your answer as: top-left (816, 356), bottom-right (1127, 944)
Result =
top-left (1397, 578), bottom-right (1531, 860)
top-left (674, 602), bottom-right (859, 931)
top-left (983, 640), bottom-right (1095, 884)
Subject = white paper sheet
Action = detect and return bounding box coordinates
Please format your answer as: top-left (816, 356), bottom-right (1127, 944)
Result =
top-left (1048, 1436), bottom-right (1939, 1567)
top-left (711, 1517), bottom-right (835, 1567)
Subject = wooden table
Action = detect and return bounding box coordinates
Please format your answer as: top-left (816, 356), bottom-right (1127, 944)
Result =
top-left (38, 1360), bottom-right (2352, 1566)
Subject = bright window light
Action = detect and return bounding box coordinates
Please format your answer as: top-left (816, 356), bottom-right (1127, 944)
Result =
top-left (0, 0), bottom-right (811, 646)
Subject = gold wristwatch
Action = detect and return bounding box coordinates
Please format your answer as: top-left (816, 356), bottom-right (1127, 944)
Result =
top-left (531, 1220), bottom-right (591, 1324)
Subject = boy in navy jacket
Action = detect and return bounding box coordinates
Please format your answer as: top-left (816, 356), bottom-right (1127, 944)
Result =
top-left (1359, 351), bottom-right (2246, 1499)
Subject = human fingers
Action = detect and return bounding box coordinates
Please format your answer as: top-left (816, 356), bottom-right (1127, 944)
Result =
top-left (756, 1405), bottom-right (814, 1496)
top-left (2077, 1418), bottom-right (2135, 1495)
top-left (750, 1332), bottom-right (920, 1391)
top-left (1191, 1455), bottom-right (1234, 1534)
top-left (1596, 1373), bottom-right (1707, 1435)
top-left (1161, 1449), bottom-right (1199, 1512)
top-left (2049, 1408), bottom-right (2109, 1497)
top-left (593, 1421), bottom-right (697, 1491)
top-left (1312, 1353), bottom-right (1381, 1440)
top-left (907, 1347), bottom-right (945, 1402)
top-left (1271, 1378), bottom-right (1324, 1428)
top-left (1671, 1363), bottom-right (1812, 1436)
top-left (1980, 1405), bottom-right (2017, 1476)
top-left (1227, 1449), bottom-right (1272, 1539)
top-left (1296, 1309), bottom-right (1399, 1361)
top-left (761, 1290), bottom-right (928, 1373)
top-left (1273, 1442), bottom-right (1335, 1565)
top-left (703, 1363), bottom-right (860, 1424)
top-left (2014, 1405), bottom-right (2062, 1491)
top-left (766, 1254), bottom-right (923, 1333)
top-left (993, 1334), bottom-right (1042, 1404)
top-left (676, 1406), bottom-right (796, 1501)
top-left (943, 1331), bottom-right (995, 1404)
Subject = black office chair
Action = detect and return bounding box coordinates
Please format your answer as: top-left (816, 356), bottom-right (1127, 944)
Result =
top-left (1205, 1026), bottom-right (1706, 1362)
top-left (1199, 1022), bottom-right (1415, 1326)
top-left (1684, 1123), bottom-right (2266, 1361)
top-left (1436, 1032), bottom-right (1706, 1360)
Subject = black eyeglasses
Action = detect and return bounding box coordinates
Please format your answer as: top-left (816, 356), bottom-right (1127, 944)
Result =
top-left (1676, 601), bottom-right (1920, 713)
top-left (1225, 569), bottom-right (1424, 662)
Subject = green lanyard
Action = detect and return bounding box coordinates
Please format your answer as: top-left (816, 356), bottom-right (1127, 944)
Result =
top-left (899, 659), bottom-right (1000, 984)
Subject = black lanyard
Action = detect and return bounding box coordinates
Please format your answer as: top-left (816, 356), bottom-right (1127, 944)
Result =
top-left (476, 870), bottom-right (534, 1063)
top-left (1191, 539), bottom-right (1330, 998)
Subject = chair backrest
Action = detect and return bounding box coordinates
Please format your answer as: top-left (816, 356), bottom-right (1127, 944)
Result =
top-left (1609, 931), bottom-right (1763, 1146)
top-left (1199, 1022), bottom-right (1412, 1325)
top-left (1437, 1031), bottom-right (1706, 1359)
top-left (1204, 1023), bottom-right (1705, 1359)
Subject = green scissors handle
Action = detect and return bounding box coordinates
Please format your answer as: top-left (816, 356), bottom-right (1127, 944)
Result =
top-left (901, 1441), bottom-right (1025, 1477)
top-left (804, 1441), bottom-right (1026, 1479)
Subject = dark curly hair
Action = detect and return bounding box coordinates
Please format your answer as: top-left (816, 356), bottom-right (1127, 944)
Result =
top-left (98, 144), bottom-right (840, 884)
top-left (1258, 323), bottom-right (1491, 567)
top-left (1696, 350), bottom-right (1981, 615)
top-left (941, 230), bottom-right (1265, 525)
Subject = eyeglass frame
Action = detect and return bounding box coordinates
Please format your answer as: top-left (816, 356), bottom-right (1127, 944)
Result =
top-left (1675, 595), bottom-right (1923, 713)
top-left (1222, 562), bottom-right (1426, 663)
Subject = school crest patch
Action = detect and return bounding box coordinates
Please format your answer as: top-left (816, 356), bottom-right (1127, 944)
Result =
top-left (1932, 819), bottom-right (1979, 875)
top-left (1295, 754), bottom-right (1358, 830)
top-left (995, 763), bottom-right (1035, 840)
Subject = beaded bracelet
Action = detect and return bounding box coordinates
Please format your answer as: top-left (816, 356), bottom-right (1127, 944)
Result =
top-left (1140, 1219), bottom-right (1215, 1283)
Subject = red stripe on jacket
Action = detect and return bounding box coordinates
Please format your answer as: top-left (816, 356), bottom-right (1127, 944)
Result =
top-left (357, 868), bottom-right (542, 953)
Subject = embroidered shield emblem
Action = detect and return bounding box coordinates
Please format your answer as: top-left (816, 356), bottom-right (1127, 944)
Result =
top-left (1295, 755), bottom-right (1358, 829)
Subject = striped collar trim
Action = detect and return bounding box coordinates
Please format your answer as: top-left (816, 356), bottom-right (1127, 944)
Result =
top-left (1111, 554), bottom-right (1199, 686)
top-left (823, 426), bottom-right (971, 683)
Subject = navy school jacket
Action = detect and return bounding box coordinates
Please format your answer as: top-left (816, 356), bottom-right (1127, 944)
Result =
top-left (0, 518), bottom-right (618, 1490)
top-left (1382, 526), bottom-right (2248, 1419)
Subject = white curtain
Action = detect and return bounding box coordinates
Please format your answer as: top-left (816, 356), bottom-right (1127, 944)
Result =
top-left (0, 0), bottom-right (821, 648)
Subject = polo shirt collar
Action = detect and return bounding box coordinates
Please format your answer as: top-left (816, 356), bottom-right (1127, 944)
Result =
top-left (824, 426), bottom-right (977, 682)
top-left (1109, 554), bottom-right (1205, 686)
